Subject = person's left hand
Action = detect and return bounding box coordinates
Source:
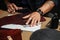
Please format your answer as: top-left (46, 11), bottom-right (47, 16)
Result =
top-left (23, 12), bottom-right (41, 27)
top-left (7, 36), bottom-right (13, 40)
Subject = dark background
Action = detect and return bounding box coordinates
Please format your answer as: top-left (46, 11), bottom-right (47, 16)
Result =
top-left (0, 0), bottom-right (7, 10)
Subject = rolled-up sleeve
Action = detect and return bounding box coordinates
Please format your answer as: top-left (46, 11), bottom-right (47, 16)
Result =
top-left (51, 0), bottom-right (59, 6)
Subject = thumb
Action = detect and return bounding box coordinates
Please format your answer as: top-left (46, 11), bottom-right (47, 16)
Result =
top-left (23, 14), bottom-right (30, 19)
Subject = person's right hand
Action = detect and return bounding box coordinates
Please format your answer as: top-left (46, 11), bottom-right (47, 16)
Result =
top-left (7, 3), bottom-right (23, 13)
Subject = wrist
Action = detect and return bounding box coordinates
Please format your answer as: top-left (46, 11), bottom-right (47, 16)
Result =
top-left (36, 9), bottom-right (44, 16)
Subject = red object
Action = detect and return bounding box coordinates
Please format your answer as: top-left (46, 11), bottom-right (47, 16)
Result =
top-left (0, 29), bottom-right (22, 40)
top-left (0, 13), bottom-right (46, 26)
top-left (0, 13), bottom-right (46, 40)
top-left (40, 16), bottom-right (46, 22)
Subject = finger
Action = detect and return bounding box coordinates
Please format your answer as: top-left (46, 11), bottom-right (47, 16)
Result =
top-left (8, 8), bottom-right (14, 13)
top-left (10, 5), bottom-right (15, 13)
top-left (23, 14), bottom-right (30, 19)
top-left (34, 19), bottom-right (37, 26)
top-left (8, 5), bottom-right (15, 13)
top-left (35, 17), bottom-right (40, 26)
top-left (32, 18), bottom-right (38, 27)
top-left (9, 4), bottom-right (15, 11)
top-left (34, 18), bottom-right (38, 26)
top-left (8, 9), bottom-right (10, 13)
top-left (18, 7), bottom-right (23, 10)
top-left (30, 17), bottom-right (36, 27)
top-left (26, 17), bottom-right (32, 25)
top-left (7, 36), bottom-right (13, 40)
top-left (26, 14), bottom-right (35, 25)
top-left (12, 3), bottom-right (18, 10)
top-left (8, 7), bottom-right (12, 13)
top-left (38, 18), bottom-right (40, 23)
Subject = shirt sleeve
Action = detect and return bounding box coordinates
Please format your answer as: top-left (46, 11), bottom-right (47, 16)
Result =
top-left (51, 0), bottom-right (59, 6)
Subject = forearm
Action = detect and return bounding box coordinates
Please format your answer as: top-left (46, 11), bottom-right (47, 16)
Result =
top-left (39, 1), bottom-right (55, 14)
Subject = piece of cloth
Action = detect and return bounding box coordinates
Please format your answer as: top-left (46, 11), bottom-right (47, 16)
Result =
top-left (0, 29), bottom-right (22, 40)
top-left (0, 13), bottom-right (46, 27)
top-left (30, 28), bottom-right (60, 40)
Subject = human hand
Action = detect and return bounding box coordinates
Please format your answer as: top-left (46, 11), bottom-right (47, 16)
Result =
top-left (23, 12), bottom-right (41, 27)
top-left (7, 3), bottom-right (23, 13)
top-left (7, 36), bottom-right (13, 40)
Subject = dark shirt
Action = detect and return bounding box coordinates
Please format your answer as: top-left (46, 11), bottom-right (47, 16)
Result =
top-left (9, 0), bottom-right (29, 7)
top-left (0, 0), bottom-right (59, 11)
top-left (8, 0), bottom-right (59, 12)
top-left (0, 0), bottom-right (7, 10)
top-left (9, 0), bottom-right (46, 11)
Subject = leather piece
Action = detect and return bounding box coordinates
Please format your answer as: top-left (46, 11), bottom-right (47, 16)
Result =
top-left (0, 13), bottom-right (46, 27)
top-left (0, 29), bottom-right (22, 40)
